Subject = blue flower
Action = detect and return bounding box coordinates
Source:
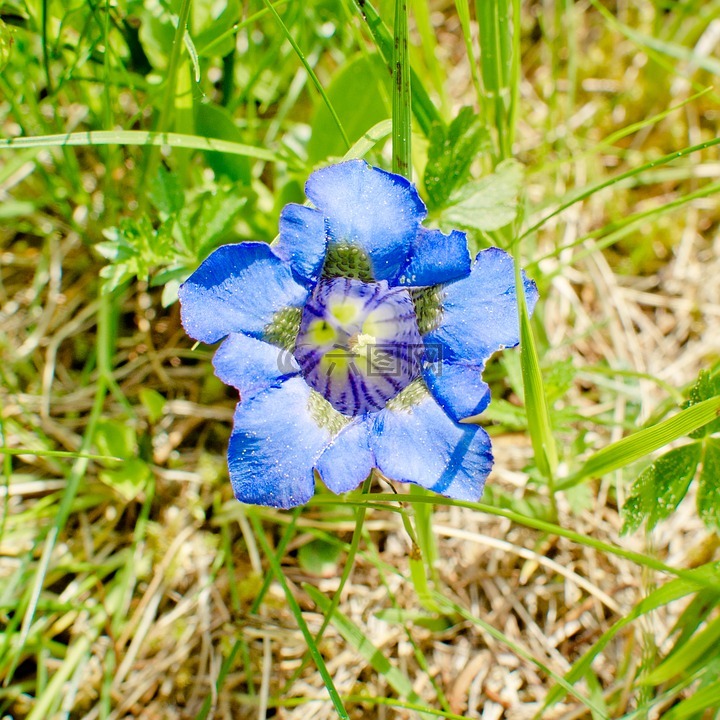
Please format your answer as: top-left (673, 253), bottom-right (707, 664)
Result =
top-left (179, 160), bottom-right (538, 509)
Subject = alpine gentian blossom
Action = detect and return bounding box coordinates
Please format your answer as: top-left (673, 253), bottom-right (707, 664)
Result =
top-left (179, 160), bottom-right (538, 509)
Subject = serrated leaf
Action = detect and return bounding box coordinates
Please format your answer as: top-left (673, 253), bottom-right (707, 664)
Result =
top-left (440, 158), bottom-right (523, 232)
top-left (698, 438), bottom-right (720, 530)
top-left (621, 443), bottom-right (701, 534)
top-left (178, 187), bottom-right (248, 257)
top-left (424, 106), bottom-right (489, 209)
top-left (686, 369), bottom-right (720, 438)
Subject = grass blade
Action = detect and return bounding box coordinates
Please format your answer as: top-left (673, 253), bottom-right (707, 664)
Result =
top-left (514, 243), bottom-right (558, 497)
top-left (349, 0), bottom-right (441, 136)
top-left (248, 514), bottom-right (349, 719)
top-left (392, 0), bottom-right (411, 177)
top-left (558, 396), bottom-right (720, 491)
top-left (0, 130), bottom-right (289, 163)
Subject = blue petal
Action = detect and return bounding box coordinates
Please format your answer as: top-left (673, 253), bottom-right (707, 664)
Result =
top-left (305, 160), bottom-right (426, 281)
top-left (423, 360), bottom-right (491, 422)
top-left (396, 228), bottom-right (471, 287)
top-left (272, 204), bottom-right (327, 284)
top-left (213, 332), bottom-right (300, 403)
top-left (227, 378), bottom-right (332, 508)
top-left (424, 247), bottom-right (538, 363)
top-left (370, 386), bottom-right (493, 501)
top-left (316, 418), bottom-right (375, 494)
top-left (179, 243), bottom-right (308, 344)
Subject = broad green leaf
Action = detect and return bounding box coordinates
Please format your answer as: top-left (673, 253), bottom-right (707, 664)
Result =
top-left (698, 438), bottom-right (720, 530)
top-left (297, 539), bottom-right (343, 577)
top-left (440, 158), bottom-right (523, 232)
top-left (308, 53), bottom-right (390, 164)
top-left (686, 369), bottom-right (720, 439)
top-left (558, 395), bottom-right (720, 490)
top-left (94, 420), bottom-right (137, 461)
top-left (148, 165), bottom-right (185, 216)
top-left (621, 443), bottom-right (701, 534)
top-left (643, 613), bottom-right (720, 685)
top-left (139, 388), bottom-right (167, 425)
top-left (193, 0), bottom-right (240, 57)
top-left (424, 107), bottom-right (490, 209)
top-left (99, 458), bottom-right (152, 502)
top-left (195, 103), bottom-right (251, 183)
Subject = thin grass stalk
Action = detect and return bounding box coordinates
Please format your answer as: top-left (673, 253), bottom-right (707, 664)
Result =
top-left (392, 0), bottom-right (411, 177)
top-left (248, 514), bottom-right (350, 719)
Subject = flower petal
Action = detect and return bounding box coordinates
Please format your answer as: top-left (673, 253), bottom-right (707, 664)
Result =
top-left (423, 360), bottom-right (491, 422)
top-left (272, 204), bottom-right (327, 284)
top-left (179, 242), bottom-right (308, 344)
top-left (315, 418), bottom-right (375, 494)
top-left (424, 247), bottom-right (538, 363)
top-left (396, 228), bottom-right (471, 287)
top-left (304, 160), bottom-right (426, 281)
top-left (227, 377), bottom-right (332, 508)
top-left (371, 385), bottom-right (493, 501)
top-left (213, 332), bottom-right (299, 402)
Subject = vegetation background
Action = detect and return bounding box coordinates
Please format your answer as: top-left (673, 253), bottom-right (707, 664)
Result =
top-left (1, 0), bottom-right (720, 718)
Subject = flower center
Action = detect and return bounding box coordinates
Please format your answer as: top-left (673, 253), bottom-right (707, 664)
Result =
top-left (294, 277), bottom-right (423, 416)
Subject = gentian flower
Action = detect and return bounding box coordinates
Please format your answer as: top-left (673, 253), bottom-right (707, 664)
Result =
top-left (179, 160), bottom-right (538, 508)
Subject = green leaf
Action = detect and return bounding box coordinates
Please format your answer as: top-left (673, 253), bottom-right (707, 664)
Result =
top-left (307, 53), bottom-right (391, 164)
top-left (148, 165), bottom-right (185, 216)
top-left (440, 158), bottom-right (523, 232)
top-left (193, 0), bottom-right (240, 57)
top-left (195, 103), bottom-right (251, 183)
top-left (297, 539), bottom-right (343, 577)
top-left (621, 443), bottom-right (701, 534)
top-left (424, 107), bottom-right (490, 209)
top-left (94, 420), bottom-right (137, 461)
top-left (139, 388), bottom-right (167, 425)
top-left (99, 458), bottom-right (152, 502)
top-left (686, 369), bottom-right (720, 439)
top-left (179, 186), bottom-right (249, 257)
top-left (698, 438), bottom-right (720, 531)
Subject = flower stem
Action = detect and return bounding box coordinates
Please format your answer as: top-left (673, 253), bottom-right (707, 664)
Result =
top-left (392, 0), bottom-right (411, 178)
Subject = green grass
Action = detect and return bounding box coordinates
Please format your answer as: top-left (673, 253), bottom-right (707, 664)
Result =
top-left (2, 0), bottom-right (720, 718)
